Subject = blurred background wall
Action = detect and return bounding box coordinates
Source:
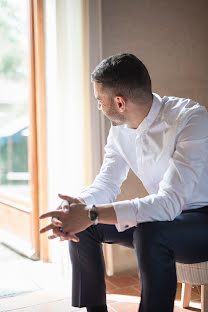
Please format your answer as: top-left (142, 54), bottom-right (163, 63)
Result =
top-left (100, 0), bottom-right (208, 272)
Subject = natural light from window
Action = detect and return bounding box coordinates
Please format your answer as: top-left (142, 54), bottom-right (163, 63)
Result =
top-left (0, 0), bottom-right (30, 202)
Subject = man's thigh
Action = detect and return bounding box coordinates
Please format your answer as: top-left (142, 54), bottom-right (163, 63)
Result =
top-left (98, 206), bottom-right (208, 263)
top-left (157, 206), bottom-right (208, 263)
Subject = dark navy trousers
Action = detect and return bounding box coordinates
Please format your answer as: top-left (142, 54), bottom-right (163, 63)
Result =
top-left (68, 206), bottom-right (208, 312)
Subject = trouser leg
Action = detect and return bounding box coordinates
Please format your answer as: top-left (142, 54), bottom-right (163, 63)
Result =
top-left (69, 206), bottom-right (208, 310)
top-left (133, 221), bottom-right (177, 312)
top-left (133, 206), bottom-right (208, 312)
top-left (68, 225), bottom-right (106, 307)
top-left (68, 223), bottom-right (136, 308)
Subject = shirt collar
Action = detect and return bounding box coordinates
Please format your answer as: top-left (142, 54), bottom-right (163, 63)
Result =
top-left (124, 93), bottom-right (163, 134)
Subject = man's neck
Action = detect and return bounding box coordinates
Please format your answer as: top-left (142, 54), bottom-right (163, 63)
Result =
top-left (126, 99), bottom-right (153, 129)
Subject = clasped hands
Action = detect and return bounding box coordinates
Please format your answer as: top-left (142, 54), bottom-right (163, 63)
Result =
top-left (39, 194), bottom-right (92, 242)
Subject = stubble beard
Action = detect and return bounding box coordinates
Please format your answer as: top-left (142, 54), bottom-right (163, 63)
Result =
top-left (106, 99), bottom-right (126, 126)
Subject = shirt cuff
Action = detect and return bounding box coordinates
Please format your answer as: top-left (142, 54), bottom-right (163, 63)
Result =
top-left (113, 200), bottom-right (137, 232)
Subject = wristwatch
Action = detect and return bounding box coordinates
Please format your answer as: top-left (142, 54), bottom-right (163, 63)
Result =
top-left (88, 204), bottom-right (99, 225)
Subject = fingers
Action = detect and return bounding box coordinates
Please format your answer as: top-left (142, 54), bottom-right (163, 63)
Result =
top-left (77, 197), bottom-right (86, 204)
top-left (71, 234), bottom-right (80, 242)
top-left (61, 200), bottom-right (69, 209)
top-left (61, 200), bottom-right (70, 214)
top-left (52, 217), bottom-right (62, 227)
top-left (49, 227), bottom-right (79, 242)
top-left (48, 234), bottom-right (57, 240)
top-left (39, 210), bottom-right (63, 219)
top-left (53, 227), bottom-right (80, 242)
top-left (59, 233), bottom-right (80, 242)
top-left (48, 227), bottom-right (62, 240)
top-left (58, 194), bottom-right (84, 213)
top-left (58, 193), bottom-right (76, 203)
top-left (40, 223), bottom-right (54, 234)
top-left (57, 205), bottom-right (69, 214)
top-left (42, 225), bottom-right (80, 243)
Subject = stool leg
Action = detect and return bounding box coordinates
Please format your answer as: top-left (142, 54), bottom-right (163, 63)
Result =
top-left (201, 285), bottom-right (208, 312)
top-left (181, 283), bottom-right (192, 308)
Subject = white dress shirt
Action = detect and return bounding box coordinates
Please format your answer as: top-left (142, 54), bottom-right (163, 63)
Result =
top-left (80, 93), bottom-right (208, 232)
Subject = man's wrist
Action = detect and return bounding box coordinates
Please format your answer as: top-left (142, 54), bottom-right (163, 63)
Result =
top-left (92, 204), bottom-right (117, 225)
top-left (87, 204), bottom-right (99, 225)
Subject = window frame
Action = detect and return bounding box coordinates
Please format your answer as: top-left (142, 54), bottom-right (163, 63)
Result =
top-left (0, 0), bottom-right (49, 261)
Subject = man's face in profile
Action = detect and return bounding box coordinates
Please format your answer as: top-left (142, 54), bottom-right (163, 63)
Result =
top-left (93, 81), bottom-right (126, 126)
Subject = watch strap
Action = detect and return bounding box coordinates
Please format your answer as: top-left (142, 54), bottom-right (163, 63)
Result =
top-left (88, 204), bottom-right (99, 225)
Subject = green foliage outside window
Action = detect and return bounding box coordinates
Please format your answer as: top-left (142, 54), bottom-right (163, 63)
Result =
top-left (0, 0), bottom-right (29, 189)
top-left (0, 0), bottom-right (27, 80)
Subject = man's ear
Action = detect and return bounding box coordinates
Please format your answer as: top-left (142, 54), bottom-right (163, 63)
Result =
top-left (114, 96), bottom-right (126, 112)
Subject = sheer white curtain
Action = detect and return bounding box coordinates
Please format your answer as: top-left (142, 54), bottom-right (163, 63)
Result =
top-left (45, 0), bottom-right (86, 199)
top-left (44, 0), bottom-right (87, 275)
top-left (44, 0), bottom-right (105, 280)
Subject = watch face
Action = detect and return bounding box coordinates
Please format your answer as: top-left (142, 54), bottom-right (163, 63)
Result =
top-left (90, 210), bottom-right (98, 221)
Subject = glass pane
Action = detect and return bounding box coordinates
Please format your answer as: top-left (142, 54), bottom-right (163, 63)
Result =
top-left (0, 0), bottom-right (30, 202)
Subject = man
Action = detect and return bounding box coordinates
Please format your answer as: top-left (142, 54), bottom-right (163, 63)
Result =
top-left (40, 53), bottom-right (208, 312)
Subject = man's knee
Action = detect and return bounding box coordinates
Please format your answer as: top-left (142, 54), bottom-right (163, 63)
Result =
top-left (134, 221), bottom-right (164, 243)
top-left (68, 225), bottom-right (103, 254)
top-left (133, 221), bottom-right (169, 259)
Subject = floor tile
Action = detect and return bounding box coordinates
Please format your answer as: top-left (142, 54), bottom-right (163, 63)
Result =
top-left (106, 276), bottom-right (139, 289)
top-left (110, 301), bottom-right (139, 312)
top-left (174, 304), bottom-right (200, 311)
top-left (5, 299), bottom-right (78, 312)
top-left (106, 297), bottom-right (117, 304)
top-left (107, 307), bottom-right (116, 312)
top-left (106, 279), bottom-right (118, 292)
top-left (109, 287), bottom-right (140, 297)
top-left (107, 270), bottom-right (139, 281)
top-left (0, 288), bottom-right (70, 312)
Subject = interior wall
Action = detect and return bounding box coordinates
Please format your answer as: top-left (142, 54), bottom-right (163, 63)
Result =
top-left (102, 0), bottom-right (208, 109)
top-left (101, 0), bottom-right (208, 272)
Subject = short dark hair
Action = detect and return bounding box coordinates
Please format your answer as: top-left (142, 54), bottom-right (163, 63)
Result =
top-left (91, 53), bottom-right (152, 102)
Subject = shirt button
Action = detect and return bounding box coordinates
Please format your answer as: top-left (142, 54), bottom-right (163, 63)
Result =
top-left (125, 225), bottom-right (129, 228)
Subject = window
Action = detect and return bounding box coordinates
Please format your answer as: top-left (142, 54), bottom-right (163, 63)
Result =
top-left (0, 0), bottom-right (30, 202)
top-left (0, 0), bottom-right (47, 260)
